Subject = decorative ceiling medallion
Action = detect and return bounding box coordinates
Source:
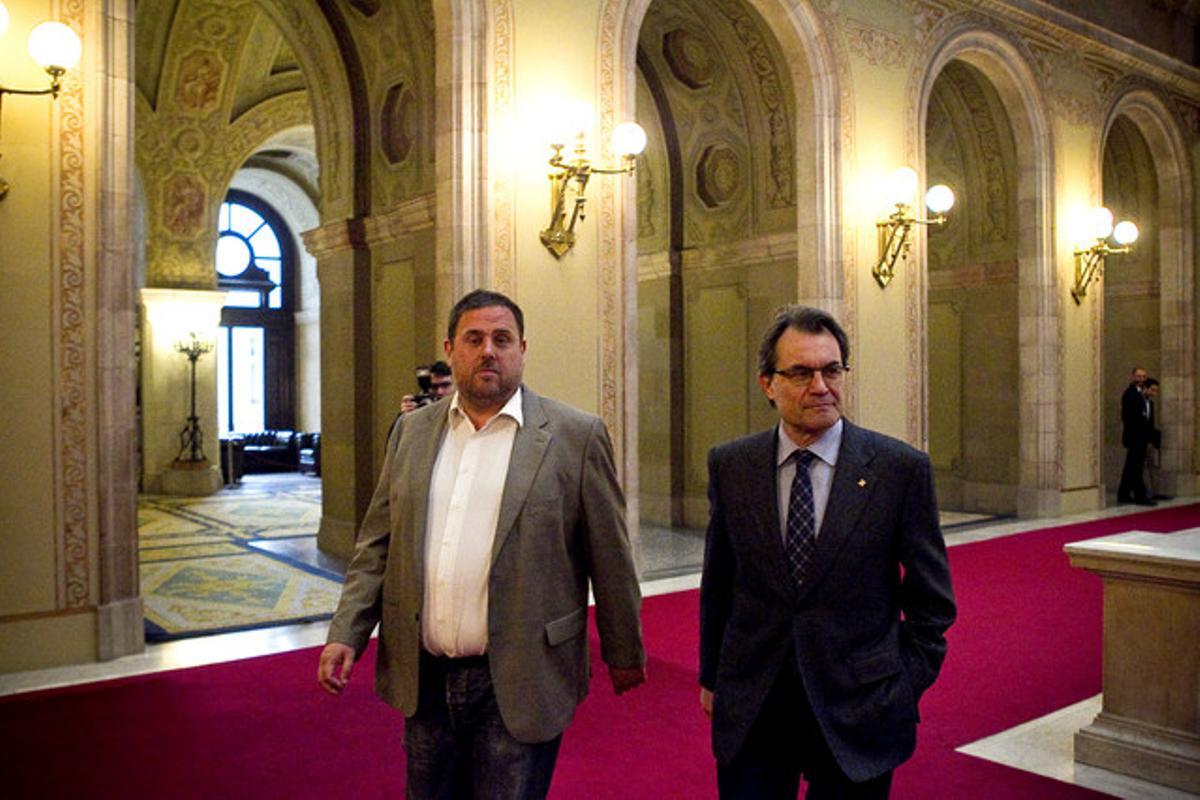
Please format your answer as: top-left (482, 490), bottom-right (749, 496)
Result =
top-left (382, 83), bottom-right (417, 165)
top-left (696, 144), bottom-right (740, 207)
top-left (663, 28), bottom-right (715, 90)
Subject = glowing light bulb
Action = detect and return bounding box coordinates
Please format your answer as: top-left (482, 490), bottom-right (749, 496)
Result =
top-left (925, 184), bottom-right (955, 215)
top-left (612, 122), bottom-right (647, 157)
top-left (1087, 206), bottom-right (1114, 241)
top-left (1113, 220), bottom-right (1139, 246)
top-left (28, 21), bottom-right (81, 71)
top-left (886, 167), bottom-right (918, 208)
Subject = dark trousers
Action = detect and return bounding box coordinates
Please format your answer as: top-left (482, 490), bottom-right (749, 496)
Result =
top-left (1118, 444), bottom-right (1149, 502)
top-left (717, 661), bottom-right (893, 800)
top-left (403, 651), bottom-right (562, 800)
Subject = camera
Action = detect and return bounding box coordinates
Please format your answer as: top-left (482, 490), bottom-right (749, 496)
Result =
top-left (412, 366), bottom-right (436, 408)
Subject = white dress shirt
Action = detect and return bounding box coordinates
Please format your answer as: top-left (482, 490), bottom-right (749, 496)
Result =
top-left (775, 417), bottom-right (843, 540)
top-left (422, 388), bottom-right (523, 657)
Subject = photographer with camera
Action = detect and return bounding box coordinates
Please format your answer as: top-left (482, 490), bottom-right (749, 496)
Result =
top-left (386, 361), bottom-right (454, 442)
top-left (403, 360), bottom-right (453, 412)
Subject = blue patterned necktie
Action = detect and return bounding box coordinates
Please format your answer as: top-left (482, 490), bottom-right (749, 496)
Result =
top-left (785, 449), bottom-right (819, 588)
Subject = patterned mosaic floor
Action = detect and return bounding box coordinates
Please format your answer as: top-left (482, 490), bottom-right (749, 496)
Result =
top-left (139, 475), bottom-right (343, 641)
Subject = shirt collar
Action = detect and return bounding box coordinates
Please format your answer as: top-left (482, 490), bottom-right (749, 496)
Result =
top-left (776, 417), bottom-right (843, 468)
top-left (449, 386), bottom-right (524, 430)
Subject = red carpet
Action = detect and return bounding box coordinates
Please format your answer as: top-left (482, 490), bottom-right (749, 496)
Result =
top-left (3, 504), bottom-right (1198, 798)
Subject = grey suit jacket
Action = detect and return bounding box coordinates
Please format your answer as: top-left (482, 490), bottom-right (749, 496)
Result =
top-left (327, 386), bottom-right (645, 743)
top-left (699, 420), bottom-right (956, 781)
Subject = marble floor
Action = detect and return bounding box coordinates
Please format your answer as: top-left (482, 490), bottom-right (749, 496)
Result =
top-left (3, 495), bottom-right (1197, 798)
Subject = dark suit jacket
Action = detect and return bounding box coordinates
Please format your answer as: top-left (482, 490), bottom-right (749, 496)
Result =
top-left (1121, 383), bottom-right (1148, 449)
top-left (699, 421), bottom-right (956, 782)
top-left (327, 386), bottom-right (645, 743)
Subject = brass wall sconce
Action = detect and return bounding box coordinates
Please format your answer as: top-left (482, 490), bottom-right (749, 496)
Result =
top-left (873, 167), bottom-right (955, 288)
top-left (0, 2), bottom-right (82, 201)
top-left (540, 121), bottom-right (647, 258)
top-left (1071, 206), bottom-right (1138, 304)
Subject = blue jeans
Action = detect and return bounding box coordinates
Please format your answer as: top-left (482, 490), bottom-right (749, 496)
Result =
top-left (404, 652), bottom-right (562, 800)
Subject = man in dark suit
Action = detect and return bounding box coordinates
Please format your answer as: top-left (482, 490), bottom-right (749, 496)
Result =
top-left (1118, 366), bottom-right (1155, 505)
top-left (318, 289), bottom-right (646, 799)
top-left (700, 305), bottom-right (956, 798)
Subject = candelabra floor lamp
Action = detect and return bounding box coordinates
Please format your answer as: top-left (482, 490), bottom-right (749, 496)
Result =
top-left (174, 333), bottom-right (213, 467)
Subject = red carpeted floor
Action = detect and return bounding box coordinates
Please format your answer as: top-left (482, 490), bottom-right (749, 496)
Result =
top-left (3, 504), bottom-right (1198, 798)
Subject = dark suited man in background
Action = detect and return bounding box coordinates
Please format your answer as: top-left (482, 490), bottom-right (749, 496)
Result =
top-left (1118, 366), bottom-right (1154, 505)
top-left (1141, 377), bottom-right (1167, 500)
top-left (700, 305), bottom-right (956, 798)
top-left (318, 289), bottom-right (646, 799)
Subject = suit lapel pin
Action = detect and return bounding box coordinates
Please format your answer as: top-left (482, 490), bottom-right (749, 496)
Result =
top-left (857, 478), bottom-right (867, 488)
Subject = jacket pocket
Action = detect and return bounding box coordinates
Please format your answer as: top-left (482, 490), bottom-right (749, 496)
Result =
top-left (544, 607), bottom-right (586, 646)
top-left (850, 646), bottom-right (903, 684)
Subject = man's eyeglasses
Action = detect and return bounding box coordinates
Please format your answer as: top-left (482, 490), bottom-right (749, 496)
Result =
top-left (770, 363), bottom-right (849, 385)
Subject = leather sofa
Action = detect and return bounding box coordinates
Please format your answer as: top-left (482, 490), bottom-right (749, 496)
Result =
top-left (298, 432), bottom-right (321, 476)
top-left (240, 430), bottom-right (299, 473)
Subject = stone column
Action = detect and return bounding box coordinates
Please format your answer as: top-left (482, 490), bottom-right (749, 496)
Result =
top-left (303, 220), bottom-right (376, 560)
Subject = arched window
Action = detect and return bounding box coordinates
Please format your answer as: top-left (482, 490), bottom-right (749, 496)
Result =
top-left (215, 190), bottom-right (296, 434)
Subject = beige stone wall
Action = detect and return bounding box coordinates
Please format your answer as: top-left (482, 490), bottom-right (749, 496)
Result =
top-left (0, 0), bottom-right (140, 672)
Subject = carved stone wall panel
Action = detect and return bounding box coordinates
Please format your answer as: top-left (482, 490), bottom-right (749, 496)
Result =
top-left (341, 0), bottom-right (434, 209)
top-left (489, 0), bottom-right (516, 294)
top-left (382, 83), bottom-right (418, 165)
top-left (638, 0), bottom-right (794, 247)
top-left (844, 20), bottom-right (907, 70)
top-left (56, 0), bottom-right (89, 609)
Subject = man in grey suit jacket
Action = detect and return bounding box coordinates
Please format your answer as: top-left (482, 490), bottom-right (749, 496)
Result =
top-left (700, 305), bottom-right (955, 798)
top-left (318, 289), bottom-right (646, 799)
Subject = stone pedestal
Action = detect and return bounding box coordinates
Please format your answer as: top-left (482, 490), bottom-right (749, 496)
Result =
top-left (1064, 530), bottom-right (1200, 793)
top-left (160, 459), bottom-right (223, 497)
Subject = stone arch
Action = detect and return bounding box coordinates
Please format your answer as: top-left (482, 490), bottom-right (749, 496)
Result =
top-left (598, 0), bottom-right (844, 520)
top-left (911, 21), bottom-right (1060, 516)
top-left (252, 0), bottom-right (366, 221)
top-left (1102, 86), bottom-right (1195, 496)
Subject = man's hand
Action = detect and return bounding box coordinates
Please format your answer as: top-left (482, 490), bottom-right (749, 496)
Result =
top-left (609, 665), bottom-right (646, 695)
top-left (700, 687), bottom-right (713, 719)
top-left (400, 395), bottom-right (418, 413)
top-left (318, 642), bottom-right (356, 695)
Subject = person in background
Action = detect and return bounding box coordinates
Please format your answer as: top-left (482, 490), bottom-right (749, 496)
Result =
top-left (400, 360), bottom-right (454, 414)
top-left (1118, 366), bottom-right (1154, 506)
top-left (1142, 377), bottom-right (1168, 501)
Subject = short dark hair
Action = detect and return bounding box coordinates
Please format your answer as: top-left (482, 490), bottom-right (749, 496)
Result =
top-left (756, 305), bottom-right (850, 376)
top-left (447, 289), bottom-right (525, 341)
top-left (430, 360), bottom-right (451, 377)
top-left (1143, 377), bottom-right (1159, 389)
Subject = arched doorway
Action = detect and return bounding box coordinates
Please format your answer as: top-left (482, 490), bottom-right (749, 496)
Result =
top-left (925, 60), bottom-right (1021, 517)
top-left (915, 28), bottom-right (1057, 519)
top-left (633, 0), bottom-right (800, 563)
top-left (1100, 89), bottom-right (1195, 502)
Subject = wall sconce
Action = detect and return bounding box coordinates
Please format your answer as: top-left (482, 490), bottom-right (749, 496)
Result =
top-left (175, 332), bottom-right (215, 464)
top-left (873, 167), bottom-right (955, 288)
top-left (540, 121), bottom-right (647, 258)
top-left (0, 2), bottom-right (82, 201)
top-left (1070, 206), bottom-right (1138, 304)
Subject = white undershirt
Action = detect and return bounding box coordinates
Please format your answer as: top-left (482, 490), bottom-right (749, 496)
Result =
top-left (422, 388), bottom-right (523, 657)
